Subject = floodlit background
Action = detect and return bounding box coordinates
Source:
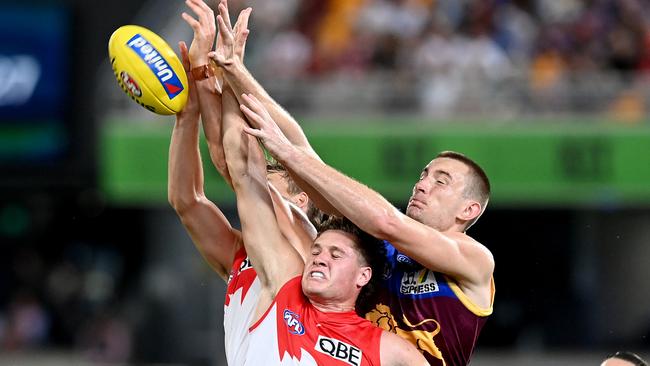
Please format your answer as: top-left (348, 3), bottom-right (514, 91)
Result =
top-left (1, 0), bottom-right (649, 365)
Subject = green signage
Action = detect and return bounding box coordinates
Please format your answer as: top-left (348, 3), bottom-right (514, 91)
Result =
top-left (101, 119), bottom-right (650, 207)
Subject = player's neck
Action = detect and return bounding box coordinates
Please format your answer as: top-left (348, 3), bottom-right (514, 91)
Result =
top-left (309, 298), bottom-right (355, 313)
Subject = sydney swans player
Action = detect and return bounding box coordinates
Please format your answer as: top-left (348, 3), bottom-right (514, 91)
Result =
top-left (170, 1), bottom-right (318, 364)
top-left (221, 76), bottom-right (427, 365)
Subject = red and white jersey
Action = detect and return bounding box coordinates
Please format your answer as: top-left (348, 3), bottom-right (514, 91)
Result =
top-left (245, 276), bottom-right (383, 366)
top-left (224, 247), bottom-right (260, 366)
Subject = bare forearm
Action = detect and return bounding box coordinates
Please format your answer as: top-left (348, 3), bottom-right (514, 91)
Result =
top-left (276, 145), bottom-right (399, 238)
top-left (221, 60), bottom-right (314, 154)
top-left (284, 165), bottom-right (342, 216)
top-left (169, 112), bottom-right (239, 280)
top-left (220, 65), bottom-right (339, 214)
top-left (168, 113), bottom-right (204, 210)
top-left (195, 79), bottom-right (233, 188)
top-left (223, 115), bottom-right (302, 290)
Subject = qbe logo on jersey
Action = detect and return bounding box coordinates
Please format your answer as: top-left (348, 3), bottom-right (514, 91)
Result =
top-left (126, 34), bottom-right (184, 99)
top-left (400, 269), bottom-right (439, 295)
top-left (314, 335), bottom-right (362, 366)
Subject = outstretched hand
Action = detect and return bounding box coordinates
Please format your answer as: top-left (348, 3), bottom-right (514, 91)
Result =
top-left (209, 0), bottom-right (251, 68)
top-left (239, 93), bottom-right (293, 158)
top-left (181, 0), bottom-right (216, 67)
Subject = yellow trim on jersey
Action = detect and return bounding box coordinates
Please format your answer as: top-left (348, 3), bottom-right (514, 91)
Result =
top-left (445, 275), bottom-right (495, 317)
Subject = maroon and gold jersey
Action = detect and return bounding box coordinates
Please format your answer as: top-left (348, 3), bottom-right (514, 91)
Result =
top-left (365, 241), bottom-right (495, 366)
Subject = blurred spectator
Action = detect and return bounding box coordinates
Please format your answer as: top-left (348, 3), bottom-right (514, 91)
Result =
top-left (227, 0), bottom-right (650, 118)
top-left (260, 27), bottom-right (312, 79)
top-left (2, 290), bottom-right (50, 350)
top-left (77, 309), bottom-right (132, 363)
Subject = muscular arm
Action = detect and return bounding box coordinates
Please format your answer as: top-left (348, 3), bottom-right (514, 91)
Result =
top-left (221, 84), bottom-right (303, 305)
top-left (209, 1), bottom-right (341, 216)
top-left (217, 59), bottom-right (342, 216)
top-left (183, 0), bottom-right (232, 186)
top-left (174, 2), bottom-right (313, 284)
top-left (241, 94), bottom-right (494, 290)
top-left (380, 332), bottom-right (429, 366)
top-left (275, 144), bottom-right (491, 286)
top-left (197, 80), bottom-right (231, 186)
top-left (168, 41), bottom-right (241, 281)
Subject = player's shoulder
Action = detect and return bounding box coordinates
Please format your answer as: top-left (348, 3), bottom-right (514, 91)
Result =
top-left (450, 231), bottom-right (492, 255)
top-left (380, 330), bottom-right (427, 365)
top-left (447, 231), bottom-right (494, 270)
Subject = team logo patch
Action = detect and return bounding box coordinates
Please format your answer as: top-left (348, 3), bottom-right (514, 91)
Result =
top-left (120, 71), bottom-right (142, 97)
top-left (396, 253), bottom-right (415, 265)
top-left (400, 269), bottom-right (439, 295)
top-left (314, 335), bottom-right (362, 366)
top-left (283, 309), bottom-right (305, 335)
top-left (126, 34), bottom-right (184, 99)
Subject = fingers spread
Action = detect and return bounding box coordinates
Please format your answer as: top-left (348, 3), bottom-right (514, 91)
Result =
top-left (181, 12), bottom-right (201, 31)
top-left (216, 15), bottom-right (233, 43)
top-left (238, 8), bottom-right (252, 33)
top-left (184, 0), bottom-right (205, 20)
top-left (218, 1), bottom-right (233, 31)
top-left (185, 0), bottom-right (215, 32)
top-left (235, 29), bottom-right (250, 58)
top-left (233, 7), bottom-right (251, 34)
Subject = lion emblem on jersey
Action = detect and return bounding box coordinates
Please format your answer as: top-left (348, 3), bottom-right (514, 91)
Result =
top-left (366, 303), bottom-right (445, 364)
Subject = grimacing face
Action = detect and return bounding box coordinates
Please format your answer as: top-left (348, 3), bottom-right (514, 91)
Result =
top-left (301, 230), bottom-right (371, 306)
top-left (405, 157), bottom-right (472, 231)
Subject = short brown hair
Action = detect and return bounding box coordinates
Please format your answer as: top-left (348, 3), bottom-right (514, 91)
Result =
top-left (266, 161), bottom-right (326, 226)
top-left (436, 151), bottom-right (490, 229)
top-left (266, 161), bottom-right (301, 195)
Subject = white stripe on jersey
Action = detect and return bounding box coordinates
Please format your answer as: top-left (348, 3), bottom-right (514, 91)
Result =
top-left (224, 276), bottom-right (262, 366)
top-left (245, 303), bottom-right (318, 366)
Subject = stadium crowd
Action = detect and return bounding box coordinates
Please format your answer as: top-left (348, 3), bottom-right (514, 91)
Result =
top-left (230, 0), bottom-right (650, 119)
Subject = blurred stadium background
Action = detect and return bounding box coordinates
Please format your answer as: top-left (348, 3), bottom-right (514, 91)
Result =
top-left (1, 0), bottom-right (650, 365)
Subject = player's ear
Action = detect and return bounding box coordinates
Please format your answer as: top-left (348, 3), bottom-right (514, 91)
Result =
top-left (357, 266), bottom-right (372, 288)
top-left (459, 200), bottom-right (481, 222)
top-left (293, 191), bottom-right (309, 211)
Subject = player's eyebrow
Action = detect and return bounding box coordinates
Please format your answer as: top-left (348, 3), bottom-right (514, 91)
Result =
top-left (434, 170), bottom-right (452, 179)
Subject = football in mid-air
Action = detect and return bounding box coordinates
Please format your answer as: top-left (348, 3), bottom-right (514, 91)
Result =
top-left (108, 25), bottom-right (188, 115)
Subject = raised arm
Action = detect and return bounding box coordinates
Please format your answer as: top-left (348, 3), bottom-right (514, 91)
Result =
top-left (183, 0), bottom-right (232, 186)
top-left (168, 41), bottom-right (241, 281)
top-left (173, 2), bottom-right (311, 282)
top-left (241, 94), bottom-right (494, 291)
top-left (209, 0), bottom-right (341, 216)
top-left (221, 84), bottom-right (303, 305)
top-left (209, 0), bottom-right (313, 155)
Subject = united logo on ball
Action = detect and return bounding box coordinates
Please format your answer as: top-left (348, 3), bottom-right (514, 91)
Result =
top-left (108, 25), bottom-right (188, 115)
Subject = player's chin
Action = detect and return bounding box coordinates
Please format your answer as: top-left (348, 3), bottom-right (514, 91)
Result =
top-left (302, 278), bottom-right (326, 296)
top-left (405, 205), bottom-right (420, 219)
